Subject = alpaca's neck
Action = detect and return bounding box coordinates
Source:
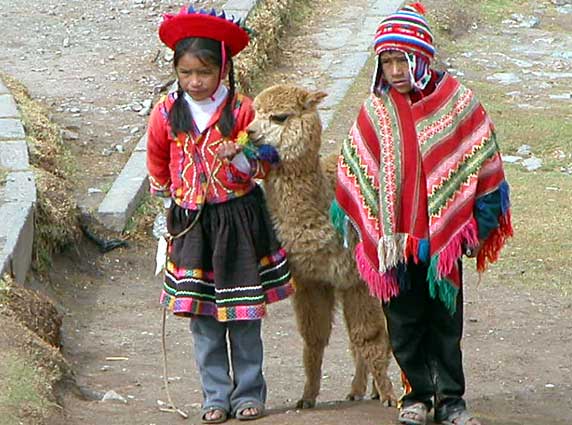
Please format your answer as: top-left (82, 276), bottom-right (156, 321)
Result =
top-left (264, 156), bottom-right (330, 217)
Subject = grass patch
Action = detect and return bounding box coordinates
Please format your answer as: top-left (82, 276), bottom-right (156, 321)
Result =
top-left (427, 0), bottom-right (572, 294)
top-left (0, 275), bottom-right (67, 424)
top-left (486, 168), bottom-right (572, 295)
top-left (0, 73), bottom-right (79, 273)
top-left (467, 81), bottom-right (572, 170)
top-left (124, 192), bottom-right (163, 239)
top-left (477, 0), bottom-right (523, 22)
top-left (0, 354), bottom-right (54, 424)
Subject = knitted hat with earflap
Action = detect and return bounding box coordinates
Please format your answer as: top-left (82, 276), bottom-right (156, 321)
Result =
top-left (371, 2), bottom-right (435, 95)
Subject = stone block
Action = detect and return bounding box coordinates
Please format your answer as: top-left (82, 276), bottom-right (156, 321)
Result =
top-left (97, 150), bottom-right (149, 232)
top-left (320, 78), bottom-right (353, 110)
top-left (0, 202), bottom-right (34, 283)
top-left (330, 52), bottom-right (370, 79)
top-left (0, 118), bottom-right (25, 140)
top-left (134, 133), bottom-right (147, 152)
top-left (224, 0), bottom-right (257, 18)
top-left (4, 171), bottom-right (37, 204)
top-left (0, 140), bottom-right (30, 170)
top-left (315, 28), bottom-right (353, 51)
top-left (0, 95), bottom-right (19, 118)
top-left (0, 79), bottom-right (8, 95)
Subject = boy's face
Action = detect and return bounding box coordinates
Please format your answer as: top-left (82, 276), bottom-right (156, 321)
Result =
top-left (176, 52), bottom-right (224, 101)
top-left (379, 50), bottom-right (412, 94)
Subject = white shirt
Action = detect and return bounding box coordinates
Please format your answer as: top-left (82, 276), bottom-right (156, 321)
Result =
top-left (183, 84), bottom-right (251, 174)
top-left (183, 84), bottom-right (228, 134)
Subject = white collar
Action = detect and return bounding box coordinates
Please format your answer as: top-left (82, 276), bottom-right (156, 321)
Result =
top-left (183, 85), bottom-right (229, 133)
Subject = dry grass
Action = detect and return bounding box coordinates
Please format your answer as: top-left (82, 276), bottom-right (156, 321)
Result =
top-left (1, 73), bottom-right (79, 273)
top-left (0, 275), bottom-right (69, 424)
top-left (235, 0), bottom-right (311, 95)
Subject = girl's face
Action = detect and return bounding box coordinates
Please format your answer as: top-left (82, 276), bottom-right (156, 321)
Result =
top-left (175, 52), bottom-right (222, 101)
top-left (380, 50), bottom-right (412, 94)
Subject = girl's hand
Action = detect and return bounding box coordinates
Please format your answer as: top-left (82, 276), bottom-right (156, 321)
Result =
top-left (216, 141), bottom-right (242, 160)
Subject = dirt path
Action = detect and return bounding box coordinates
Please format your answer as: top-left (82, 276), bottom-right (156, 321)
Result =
top-left (2, 0), bottom-right (572, 424)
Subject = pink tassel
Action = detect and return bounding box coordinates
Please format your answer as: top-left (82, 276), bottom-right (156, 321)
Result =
top-left (355, 243), bottom-right (399, 302)
top-left (437, 218), bottom-right (479, 278)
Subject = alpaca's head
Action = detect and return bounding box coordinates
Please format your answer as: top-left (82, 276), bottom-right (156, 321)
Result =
top-left (248, 85), bottom-right (327, 163)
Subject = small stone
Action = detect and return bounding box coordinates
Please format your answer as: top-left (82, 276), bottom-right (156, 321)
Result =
top-left (102, 390), bottom-right (127, 403)
top-left (517, 145), bottom-right (532, 156)
top-left (522, 157), bottom-right (542, 171)
top-left (487, 73), bottom-right (521, 85)
top-left (501, 155), bottom-right (523, 164)
top-left (61, 129), bottom-right (79, 140)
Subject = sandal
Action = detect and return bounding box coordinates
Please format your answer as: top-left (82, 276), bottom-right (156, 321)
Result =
top-left (201, 407), bottom-right (228, 424)
top-left (235, 402), bottom-right (265, 421)
top-left (398, 402), bottom-right (428, 425)
top-left (437, 409), bottom-right (481, 425)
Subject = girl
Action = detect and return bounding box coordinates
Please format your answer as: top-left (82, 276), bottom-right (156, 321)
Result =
top-left (147, 6), bottom-right (295, 423)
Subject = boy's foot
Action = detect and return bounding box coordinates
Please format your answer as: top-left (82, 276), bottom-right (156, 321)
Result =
top-left (438, 409), bottom-right (481, 425)
top-left (398, 402), bottom-right (428, 425)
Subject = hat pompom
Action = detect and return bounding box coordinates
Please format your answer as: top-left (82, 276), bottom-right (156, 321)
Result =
top-left (408, 2), bottom-right (427, 15)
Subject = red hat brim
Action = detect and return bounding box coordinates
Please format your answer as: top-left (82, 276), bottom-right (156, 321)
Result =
top-left (159, 13), bottom-right (250, 56)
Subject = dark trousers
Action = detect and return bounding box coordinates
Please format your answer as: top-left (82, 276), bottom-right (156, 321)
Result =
top-left (382, 261), bottom-right (466, 418)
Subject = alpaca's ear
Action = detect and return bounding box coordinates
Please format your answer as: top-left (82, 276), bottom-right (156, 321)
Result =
top-left (303, 91), bottom-right (328, 110)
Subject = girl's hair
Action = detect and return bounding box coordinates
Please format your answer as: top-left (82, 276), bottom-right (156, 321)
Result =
top-left (169, 37), bottom-right (236, 137)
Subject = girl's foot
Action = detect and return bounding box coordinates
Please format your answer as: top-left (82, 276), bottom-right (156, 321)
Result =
top-left (201, 407), bottom-right (228, 424)
top-left (235, 403), bottom-right (264, 421)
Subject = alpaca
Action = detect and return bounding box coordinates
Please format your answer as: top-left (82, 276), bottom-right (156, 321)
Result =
top-left (248, 84), bottom-right (396, 408)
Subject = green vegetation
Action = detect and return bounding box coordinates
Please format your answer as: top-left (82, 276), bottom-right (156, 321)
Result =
top-left (0, 354), bottom-right (53, 424)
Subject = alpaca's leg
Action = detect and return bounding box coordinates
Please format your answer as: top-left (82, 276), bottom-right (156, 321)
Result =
top-left (292, 282), bottom-right (335, 409)
top-left (340, 284), bottom-right (397, 407)
top-left (346, 345), bottom-right (368, 400)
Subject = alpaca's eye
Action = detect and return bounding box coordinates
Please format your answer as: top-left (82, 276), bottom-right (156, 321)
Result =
top-left (270, 114), bottom-right (290, 123)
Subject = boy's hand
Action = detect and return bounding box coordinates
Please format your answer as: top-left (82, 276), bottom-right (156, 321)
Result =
top-left (216, 141), bottom-right (242, 160)
top-left (464, 241), bottom-right (483, 258)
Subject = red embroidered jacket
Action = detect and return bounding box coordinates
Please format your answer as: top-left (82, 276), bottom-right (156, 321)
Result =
top-left (146, 92), bottom-right (269, 209)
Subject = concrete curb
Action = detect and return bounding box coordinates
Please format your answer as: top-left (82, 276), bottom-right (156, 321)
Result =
top-left (0, 77), bottom-right (37, 283)
top-left (96, 0), bottom-right (403, 232)
top-left (312, 0), bottom-right (404, 128)
top-left (96, 0), bottom-right (259, 232)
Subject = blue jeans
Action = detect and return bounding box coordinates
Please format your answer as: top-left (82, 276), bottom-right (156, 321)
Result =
top-left (190, 316), bottom-right (267, 414)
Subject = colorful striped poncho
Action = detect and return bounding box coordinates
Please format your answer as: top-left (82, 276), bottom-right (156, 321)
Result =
top-left (333, 73), bottom-right (513, 313)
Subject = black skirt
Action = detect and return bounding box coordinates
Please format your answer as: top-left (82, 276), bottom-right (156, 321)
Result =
top-left (160, 185), bottom-right (294, 321)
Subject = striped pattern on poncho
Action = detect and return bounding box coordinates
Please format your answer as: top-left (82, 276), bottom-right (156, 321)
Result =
top-left (333, 73), bottom-right (512, 313)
